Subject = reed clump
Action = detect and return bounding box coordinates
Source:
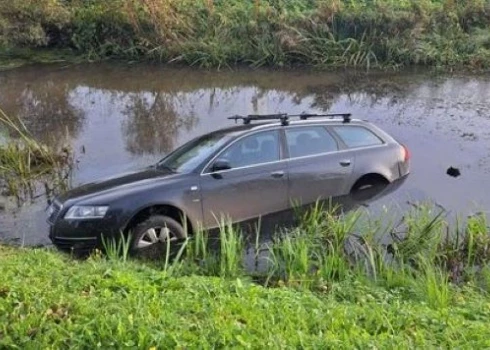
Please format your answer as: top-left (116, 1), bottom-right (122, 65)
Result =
top-left (0, 108), bottom-right (73, 204)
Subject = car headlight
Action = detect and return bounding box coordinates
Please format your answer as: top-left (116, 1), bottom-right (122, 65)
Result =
top-left (64, 206), bottom-right (109, 220)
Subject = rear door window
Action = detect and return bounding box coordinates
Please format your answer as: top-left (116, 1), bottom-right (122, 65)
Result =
top-left (332, 126), bottom-right (383, 148)
top-left (285, 126), bottom-right (338, 158)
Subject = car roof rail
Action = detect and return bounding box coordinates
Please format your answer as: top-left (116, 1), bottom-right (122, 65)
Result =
top-left (227, 113), bottom-right (352, 126)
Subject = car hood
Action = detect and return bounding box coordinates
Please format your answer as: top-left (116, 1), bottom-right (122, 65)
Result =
top-left (57, 167), bottom-right (177, 203)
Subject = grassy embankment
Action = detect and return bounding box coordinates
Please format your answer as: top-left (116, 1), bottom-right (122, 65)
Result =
top-left (1, 204), bottom-right (490, 348)
top-left (1, 0), bottom-right (490, 70)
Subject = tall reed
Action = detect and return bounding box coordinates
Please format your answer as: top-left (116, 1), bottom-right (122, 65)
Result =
top-left (184, 218), bottom-right (244, 278)
top-left (0, 107), bottom-right (73, 203)
top-left (85, 202), bottom-right (490, 297)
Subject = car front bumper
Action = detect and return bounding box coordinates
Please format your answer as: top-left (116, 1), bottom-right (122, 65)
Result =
top-left (48, 217), bottom-right (119, 252)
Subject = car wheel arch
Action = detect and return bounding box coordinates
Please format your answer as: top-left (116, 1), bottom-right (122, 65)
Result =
top-left (122, 204), bottom-right (194, 237)
top-left (350, 173), bottom-right (390, 193)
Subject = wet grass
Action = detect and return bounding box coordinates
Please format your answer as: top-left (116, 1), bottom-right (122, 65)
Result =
top-left (2, 204), bottom-right (490, 348)
top-left (0, 108), bottom-right (73, 204)
top-left (2, 1), bottom-right (490, 70)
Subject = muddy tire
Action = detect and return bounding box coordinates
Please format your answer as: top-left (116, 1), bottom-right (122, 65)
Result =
top-left (129, 215), bottom-right (186, 258)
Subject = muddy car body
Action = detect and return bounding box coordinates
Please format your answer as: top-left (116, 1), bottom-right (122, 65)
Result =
top-left (47, 114), bottom-right (410, 252)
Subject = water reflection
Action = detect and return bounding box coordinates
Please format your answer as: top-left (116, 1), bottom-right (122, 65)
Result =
top-left (0, 76), bottom-right (84, 148)
top-left (0, 64), bottom-right (431, 158)
top-left (122, 92), bottom-right (197, 154)
top-left (307, 77), bottom-right (407, 110)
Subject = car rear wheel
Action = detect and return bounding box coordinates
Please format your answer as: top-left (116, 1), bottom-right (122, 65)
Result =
top-left (351, 177), bottom-right (389, 201)
top-left (129, 215), bottom-right (186, 256)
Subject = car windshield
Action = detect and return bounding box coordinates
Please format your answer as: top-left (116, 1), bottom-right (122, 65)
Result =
top-left (156, 132), bottom-right (232, 173)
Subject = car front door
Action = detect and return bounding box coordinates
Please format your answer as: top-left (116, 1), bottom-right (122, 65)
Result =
top-left (285, 125), bottom-right (355, 207)
top-left (199, 129), bottom-right (288, 228)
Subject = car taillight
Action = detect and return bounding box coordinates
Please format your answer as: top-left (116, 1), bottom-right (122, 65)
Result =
top-left (401, 144), bottom-right (410, 162)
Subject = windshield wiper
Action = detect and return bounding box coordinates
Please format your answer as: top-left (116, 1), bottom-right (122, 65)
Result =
top-left (156, 163), bottom-right (177, 173)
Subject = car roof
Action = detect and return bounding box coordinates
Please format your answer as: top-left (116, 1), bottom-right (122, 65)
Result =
top-left (217, 118), bottom-right (369, 137)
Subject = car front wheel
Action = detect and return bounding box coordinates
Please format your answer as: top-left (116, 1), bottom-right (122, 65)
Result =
top-left (129, 215), bottom-right (186, 256)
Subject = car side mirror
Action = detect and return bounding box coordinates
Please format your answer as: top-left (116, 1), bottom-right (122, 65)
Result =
top-left (212, 158), bottom-right (232, 172)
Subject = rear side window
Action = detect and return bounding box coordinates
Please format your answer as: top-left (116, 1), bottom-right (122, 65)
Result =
top-left (333, 126), bottom-right (383, 148)
top-left (220, 130), bottom-right (280, 168)
top-left (286, 126), bottom-right (338, 158)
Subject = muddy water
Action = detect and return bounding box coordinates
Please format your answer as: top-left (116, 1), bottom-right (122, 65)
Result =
top-left (1, 63), bottom-right (490, 246)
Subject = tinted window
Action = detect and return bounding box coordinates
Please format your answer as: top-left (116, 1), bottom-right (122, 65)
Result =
top-left (219, 130), bottom-right (280, 169)
top-left (286, 126), bottom-right (338, 158)
top-left (333, 126), bottom-right (383, 148)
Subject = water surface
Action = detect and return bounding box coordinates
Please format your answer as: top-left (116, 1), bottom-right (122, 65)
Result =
top-left (1, 63), bottom-right (490, 245)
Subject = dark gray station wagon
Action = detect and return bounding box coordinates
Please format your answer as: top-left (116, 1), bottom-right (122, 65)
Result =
top-left (47, 113), bottom-right (410, 253)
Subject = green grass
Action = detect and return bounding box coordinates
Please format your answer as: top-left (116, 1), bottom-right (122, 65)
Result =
top-left (2, 0), bottom-right (490, 70)
top-left (2, 245), bottom-right (490, 349)
top-left (2, 204), bottom-right (490, 347)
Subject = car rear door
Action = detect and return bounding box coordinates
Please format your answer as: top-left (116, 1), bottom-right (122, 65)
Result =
top-left (199, 129), bottom-right (288, 228)
top-left (285, 125), bottom-right (355, 207)
top-left (330, 124), bottom-right (394, 179)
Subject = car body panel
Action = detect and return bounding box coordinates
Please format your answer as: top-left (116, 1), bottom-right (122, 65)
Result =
top-left (286, 150), bottom-right (356, 206)
top-left (199, 160), bottom-right (289, 228)
top-left (347, 144), bottom-right (401, 183)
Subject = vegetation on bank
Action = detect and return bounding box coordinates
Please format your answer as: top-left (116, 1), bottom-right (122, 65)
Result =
top-left (2, 0), bottom-right (490, 69)
top-left (1, 204), bottom-right (490, 347)
top-left (0, 108), bottom-right (73, 204)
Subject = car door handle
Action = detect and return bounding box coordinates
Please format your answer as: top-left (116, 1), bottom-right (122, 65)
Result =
top-left (271, 170), bottom-right (285, 178)
top-left (340, 160), bottom-right (351, 167)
